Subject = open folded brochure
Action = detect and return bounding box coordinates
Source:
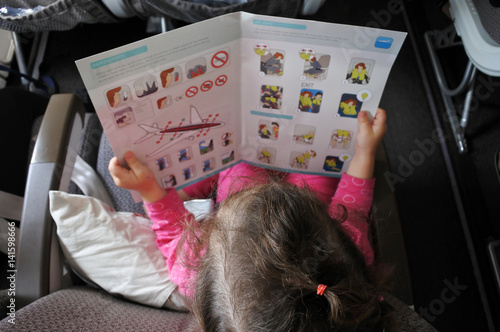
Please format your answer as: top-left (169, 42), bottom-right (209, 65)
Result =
top-left (76, 12), bottom-right (406, 199)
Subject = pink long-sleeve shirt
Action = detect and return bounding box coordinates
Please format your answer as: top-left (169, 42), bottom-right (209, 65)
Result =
top-left (145, 165), bottom-right (375, 298)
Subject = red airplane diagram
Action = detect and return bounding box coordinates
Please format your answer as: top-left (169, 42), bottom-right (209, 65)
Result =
top-left (134, 105), bottom-right (224, 157)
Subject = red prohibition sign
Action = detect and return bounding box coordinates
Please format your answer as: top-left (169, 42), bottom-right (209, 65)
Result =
top-left (185, 86), bottom-right (198, 98)
top-left (215, 75), bottom-right (228, 86)
top-left (201, 80), bottom-right (213, 92)
top-left (211, 50), bottom-right (229, 68)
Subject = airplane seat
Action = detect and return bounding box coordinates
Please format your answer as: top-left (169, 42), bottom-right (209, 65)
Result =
top-left (0, 0), bottom-right (303, 33)
top-left (424, 0), bottom-right (500, 153)
top-left (0, 87), bottom-right (48, 258)
top-left (0, 93), bottom-right (438, 331)
top-left (449, 0), bottom-right (500, 77)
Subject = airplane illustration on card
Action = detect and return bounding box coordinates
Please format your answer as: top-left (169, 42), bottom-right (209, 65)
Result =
top-left (134, 105), bottom-right (224, 157)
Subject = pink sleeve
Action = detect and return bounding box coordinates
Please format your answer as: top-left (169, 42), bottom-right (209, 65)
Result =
top-left (216, 163), bottom-right (268, 203)
top-left (145, 188), bottom-right (198, 298)
top-left (286, 173), bottom-right (339, 205)
top-left (329, 173), bottom-right (375, 266)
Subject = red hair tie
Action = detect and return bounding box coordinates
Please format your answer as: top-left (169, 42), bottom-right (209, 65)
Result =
top-left (317, 284), bottom-right (327, 296)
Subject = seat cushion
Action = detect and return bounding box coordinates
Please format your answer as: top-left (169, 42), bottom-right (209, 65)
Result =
top-left (0, 286), bottom-right (201, 331)
top-left (0, 287), bottom-right (437, 331)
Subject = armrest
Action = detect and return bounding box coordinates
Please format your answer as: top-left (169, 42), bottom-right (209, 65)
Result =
top-left (17, 94), bottom-right (85, 309)
top-left (373, 143), bottom-right (414, 306)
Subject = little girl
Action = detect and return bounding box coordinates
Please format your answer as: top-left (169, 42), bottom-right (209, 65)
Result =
top-left (109, 108), bottom-right (395, 331)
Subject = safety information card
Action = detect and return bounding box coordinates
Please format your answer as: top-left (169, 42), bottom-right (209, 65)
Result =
top-left (76, 12), bottom-right (406, 192)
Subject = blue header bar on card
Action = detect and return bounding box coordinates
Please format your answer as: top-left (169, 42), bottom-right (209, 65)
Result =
top-left (253, 19), bottom-right (306, 30)
top-left (90, 46), bottom-right (148, 69)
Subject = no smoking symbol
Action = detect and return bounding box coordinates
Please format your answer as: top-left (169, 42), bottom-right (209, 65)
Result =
top-left (211, 50), bottom-right (229, 68)
top-left (185, 86), bottom-right (198, 98)
top-left (215, 75), bottom-right (227, 86)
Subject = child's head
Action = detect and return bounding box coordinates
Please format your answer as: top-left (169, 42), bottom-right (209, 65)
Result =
top-left (191, 181), bottom-right (393, 331)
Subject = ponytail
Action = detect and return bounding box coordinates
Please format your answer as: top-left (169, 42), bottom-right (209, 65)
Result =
top-left (317, 284), bottom-right (343, 323)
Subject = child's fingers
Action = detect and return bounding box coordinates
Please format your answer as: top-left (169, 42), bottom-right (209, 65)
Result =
top-left (373, 108), bottom-right (386, 125)
top-left (124, 151), bottom-right (146, 174)
top-left (108, 156), bottom-right (123, 176)
top-left (108, 156), bottom-right (131, 187)
top-left (357, 110), bottom-right (372, 132)
top-left (372, 108), bottom-right (387, 136)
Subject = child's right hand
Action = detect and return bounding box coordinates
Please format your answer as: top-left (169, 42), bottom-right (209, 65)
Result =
top-left (346, 108), bottom-right (387, 179)
top-left (355, 108), bottom-right (387, 157)
top-left (109, 151), bottom-right (166, 203)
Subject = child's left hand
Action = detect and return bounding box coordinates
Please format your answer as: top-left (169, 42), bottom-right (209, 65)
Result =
top-left (109, 151), bottom-right (166, 203)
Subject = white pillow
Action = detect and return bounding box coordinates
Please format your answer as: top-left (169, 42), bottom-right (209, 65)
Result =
top-left (49, 190), bottom-right (177, 308)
